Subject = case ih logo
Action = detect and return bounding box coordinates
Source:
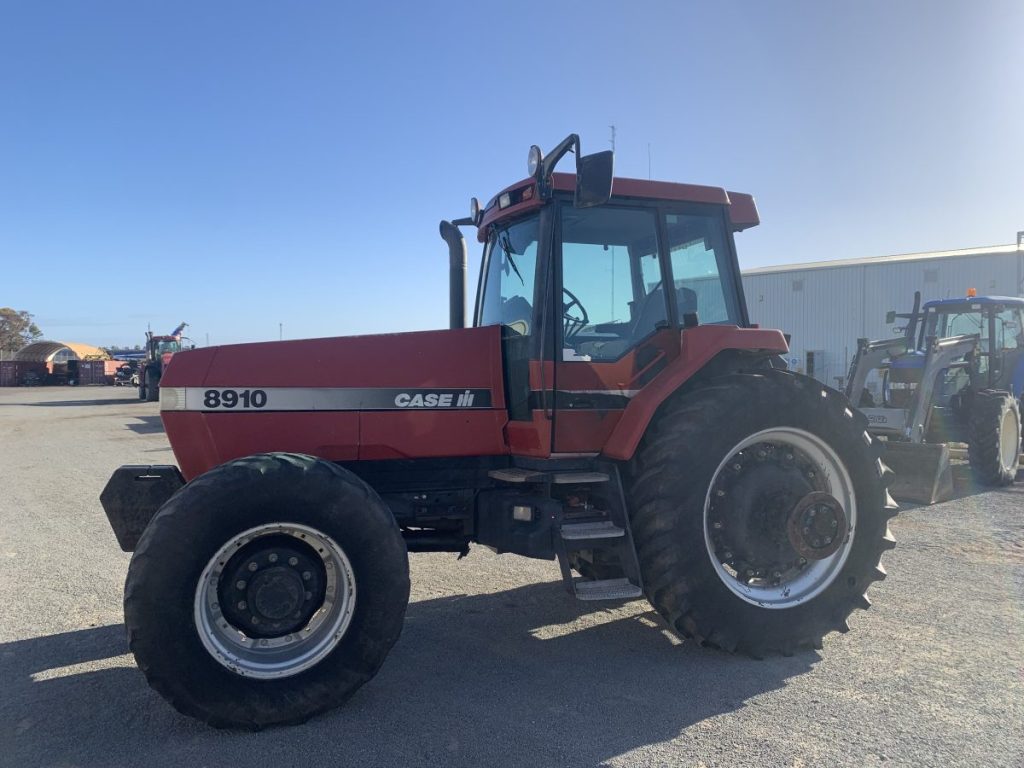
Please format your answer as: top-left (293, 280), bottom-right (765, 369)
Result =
top-left (394, 390), bottom-right (480, 408)
top-left (180, 387), bottom-right (492, 412)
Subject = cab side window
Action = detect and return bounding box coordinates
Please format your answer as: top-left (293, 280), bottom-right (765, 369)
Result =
top-left (560, 206), bottom-right (666, 362)
top-left (664, 213), bottom-right (741, 325)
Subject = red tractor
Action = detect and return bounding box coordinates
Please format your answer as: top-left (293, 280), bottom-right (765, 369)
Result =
top-left (137, 323), bottom-right (187, 402)
top-left (101, 135), bottom-right (896, 729)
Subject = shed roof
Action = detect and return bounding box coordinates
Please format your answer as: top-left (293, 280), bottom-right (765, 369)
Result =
top-left (743, 243), bottom-right (1021, 276)
top-left (14, 341), bottom-right (110, 362)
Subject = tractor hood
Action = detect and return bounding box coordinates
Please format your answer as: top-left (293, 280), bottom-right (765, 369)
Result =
top-left (158, 326), bottom-right (509, 479)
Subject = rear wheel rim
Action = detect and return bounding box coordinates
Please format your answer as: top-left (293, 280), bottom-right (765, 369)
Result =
top-left (194, 522), bottom-right (356, 679)
top-left (703, 427), bottom-right (857, 609)
top-left (999, 409), bottom-right (1020, 472)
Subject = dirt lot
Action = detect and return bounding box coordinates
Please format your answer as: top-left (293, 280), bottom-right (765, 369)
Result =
top-left (1, 386), bottom-right (1022, 768)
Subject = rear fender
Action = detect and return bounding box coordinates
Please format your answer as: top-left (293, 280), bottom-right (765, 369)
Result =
top-left (601, 326), bottom-right (787, 461)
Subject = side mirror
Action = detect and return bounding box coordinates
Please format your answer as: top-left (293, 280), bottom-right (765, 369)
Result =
top-left (574, 150), bottom-right (614, 208)
top-left (885, 310), bottom-right (897, 324)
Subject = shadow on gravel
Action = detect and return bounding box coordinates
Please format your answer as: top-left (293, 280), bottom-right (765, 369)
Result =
top-left (0, 582), bottom-right (817, 768)
top-left (13, 397), bottom-right (141, 407)
top-left (126, 415), bottom-right (165, 434)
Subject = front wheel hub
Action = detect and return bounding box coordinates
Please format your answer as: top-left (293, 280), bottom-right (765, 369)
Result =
top-left (786, 491), bottom-right (848, 560)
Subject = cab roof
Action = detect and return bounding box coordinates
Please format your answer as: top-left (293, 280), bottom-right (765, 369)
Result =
top-left (923, 296), bottom-right (1024, 309)
top-left (477, 172), bottom-right (758, 242)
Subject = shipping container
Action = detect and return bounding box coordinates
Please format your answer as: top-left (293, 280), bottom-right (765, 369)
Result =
top-left (0, 360), bottom-right (48, 387)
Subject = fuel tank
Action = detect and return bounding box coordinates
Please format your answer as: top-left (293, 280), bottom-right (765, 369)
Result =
top-left (158, 326), bottom-right (509, 479)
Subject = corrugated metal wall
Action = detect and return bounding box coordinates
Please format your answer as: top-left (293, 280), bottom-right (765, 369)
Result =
top-left (742, 250), bottom-right (1024, 393)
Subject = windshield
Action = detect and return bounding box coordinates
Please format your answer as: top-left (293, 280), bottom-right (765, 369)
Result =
top-left (155, 340), bottom-right (181, 355)
top-left (477, 215), bottom-right (540, 336)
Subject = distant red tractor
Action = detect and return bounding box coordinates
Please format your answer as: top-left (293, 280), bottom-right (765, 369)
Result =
top-left (137, 323), bottom-right (187, 402)
top-left (101, 135), bottom-right (896, 728)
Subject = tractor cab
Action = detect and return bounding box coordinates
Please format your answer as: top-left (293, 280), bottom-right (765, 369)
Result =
top-left (447, 134), bottom-right (763, 456)
top-left (915, 296), bottom-right (1024, 399)
top-left (148, 336), bottom-right (182, 360)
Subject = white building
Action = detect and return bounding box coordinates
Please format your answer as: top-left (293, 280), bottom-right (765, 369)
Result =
top-left (742, 241), bottom-right (1024, 394)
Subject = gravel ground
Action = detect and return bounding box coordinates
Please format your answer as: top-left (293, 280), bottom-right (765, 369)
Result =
top-left (1, 386), bottom-right (1022, 768)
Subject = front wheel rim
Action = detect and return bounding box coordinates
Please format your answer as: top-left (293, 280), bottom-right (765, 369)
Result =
top-left (194, 522), bottom-right (356, 679)
top-left (703, 427), bottom-right (858, 609)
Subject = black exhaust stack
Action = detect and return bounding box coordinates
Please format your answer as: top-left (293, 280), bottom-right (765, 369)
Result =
top-left (440, 218), bottom-right (473, 329)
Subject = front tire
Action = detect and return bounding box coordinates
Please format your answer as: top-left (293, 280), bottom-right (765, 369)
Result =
top-left (125, 453), bottom-right (410, 728)
top-left (144, 368), bottom-right (159, 402)
top-left (967, 390), bottom-right (1021, 486)
top-left (629, 371), bottom-right (896, 656)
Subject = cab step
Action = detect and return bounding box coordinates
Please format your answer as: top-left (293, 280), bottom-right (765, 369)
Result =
top-left (560, 520), bottom-right (625, 540)
top-left (488, 468), bottom-right (610, 485)
top-left (573, 578), bottom-right (643, 601)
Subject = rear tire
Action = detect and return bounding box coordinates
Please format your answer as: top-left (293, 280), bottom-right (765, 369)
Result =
top-left (967, 390), bottom-right (1021, 486)
top-left (125, 453), bottom-right (410, 729)
top-left (629, 370), bottom-right (896, 656)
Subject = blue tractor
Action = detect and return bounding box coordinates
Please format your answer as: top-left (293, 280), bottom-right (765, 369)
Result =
top-left (846, 292), bottom-right (1023, 502)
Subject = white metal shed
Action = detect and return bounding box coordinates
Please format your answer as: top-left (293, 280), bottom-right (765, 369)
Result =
top-left (742, 243), bottom-right (1024, 393)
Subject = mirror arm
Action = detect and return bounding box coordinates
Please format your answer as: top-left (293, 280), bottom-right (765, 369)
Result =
top-left (537, 134), bottom-right (580, 199)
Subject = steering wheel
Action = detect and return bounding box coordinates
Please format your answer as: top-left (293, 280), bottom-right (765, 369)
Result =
top-left (562, 287), bottom-right (589, 340)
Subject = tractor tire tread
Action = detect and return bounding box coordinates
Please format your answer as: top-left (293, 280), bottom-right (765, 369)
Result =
top-left (125, 452), bottom-right (410, 729)
top-left (627, 369), bottom-right (896, 657)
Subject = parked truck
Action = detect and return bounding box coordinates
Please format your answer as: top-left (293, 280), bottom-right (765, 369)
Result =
top-left (101, 135), bottom-right (897, 729)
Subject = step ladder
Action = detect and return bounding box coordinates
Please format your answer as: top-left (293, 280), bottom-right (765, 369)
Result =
top-left (489, 466), bottom-right (644, 602)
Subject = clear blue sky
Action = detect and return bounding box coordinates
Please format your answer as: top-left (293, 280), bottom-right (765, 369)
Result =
top-left (2, 0), bottom-right (1021, 347)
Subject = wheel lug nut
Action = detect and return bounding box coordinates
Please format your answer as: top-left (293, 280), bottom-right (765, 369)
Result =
top-left (304, 591), bottom-right (312, 600)
top-left (803, 526), bottom-right (811, 535)
top-left (716, 489), bottom-right (726, 497)
top-left (733, 463), bottom-right (742, 471)
top-left (723, 551), bottom-right (733, 560)
top-left (247, 562), bottom-right (258, 572)
top-left (302, 571), bottom-right (312, 581)
top-left (251, 616), bottom-right (260, 625)
top-left (288, 557), bottom-right (299, 566)
top-left (712, 521), bottom-right (723, 529)
top-left (237, 601), bottom-right (247, 610)
top-left (807, 471), bottom-right (815, 478)
top-left (824, 536), bottom-right (832, 545)
top-left (268, 553), bottom-right (278, 563)
top-left (831, 519), bottom-right (838, 528)
top-left (236, 580), bottom-right (246, 590)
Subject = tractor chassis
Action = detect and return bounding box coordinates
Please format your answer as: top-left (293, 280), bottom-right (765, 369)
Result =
top-left (100, 455), bottom-right (645, 599)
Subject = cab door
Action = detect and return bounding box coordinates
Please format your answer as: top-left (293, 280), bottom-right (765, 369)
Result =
top-left (553, 202), bottom-right (748, 453)
top-left (553, 203), bottom-right (676, 453)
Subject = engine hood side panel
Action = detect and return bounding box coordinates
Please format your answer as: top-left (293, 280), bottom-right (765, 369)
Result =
top-left (160, 326), bottom-right (509, 479)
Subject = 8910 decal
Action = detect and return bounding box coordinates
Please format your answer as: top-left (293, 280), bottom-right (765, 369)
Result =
top-left (203, 389), bottom-right (268, 409)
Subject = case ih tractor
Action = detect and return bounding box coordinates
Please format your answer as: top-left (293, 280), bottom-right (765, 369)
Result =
top-left (846, 292), bottom-right (1023, 502)
top-left (137, 322), bottom-right (187, 402)
top-left (101, 135), bottom-right (897, 728)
